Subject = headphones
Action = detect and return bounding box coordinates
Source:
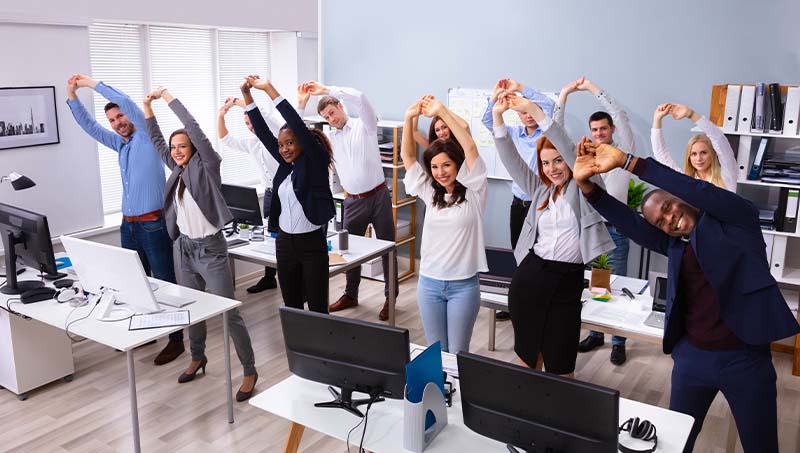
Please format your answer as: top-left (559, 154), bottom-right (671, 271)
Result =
top-left (618, 417), bottom-right (658, 453)
top-left (55, 283), bottom-right (86, 304)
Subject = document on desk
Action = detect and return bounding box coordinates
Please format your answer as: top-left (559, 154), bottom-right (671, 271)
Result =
top-left (584, 304), bottom-right (645, 326)
top-left (610, 276), bottom-right (649, 294)
top-left (129, 310), bottom-right (190, 331)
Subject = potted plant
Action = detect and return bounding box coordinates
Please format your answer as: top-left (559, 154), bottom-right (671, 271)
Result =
top-left (590, 254), bottom-right (613, 291)
top-left (628, 179), bottom-right (647, 212)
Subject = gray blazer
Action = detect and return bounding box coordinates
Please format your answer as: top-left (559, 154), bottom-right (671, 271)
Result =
top-left (146, 99), bottom-right (233, 241)
top-left (493, 118), bottom-right (614, 264)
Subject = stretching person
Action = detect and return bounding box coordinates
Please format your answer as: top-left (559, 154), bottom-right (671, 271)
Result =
top-left (572, 141), bottom-right (798, 453)
top-left (492, 92), bottom-right (614, 376)
top-left (402, 95), bottom-right (488, 354)
top-left (218, 97), bottom-right (282, 293)
top-left (242, 76), bottom-right (335, 313)
top-left (482, 78), bottom-right (555, 322)
top-left (66, 74), bottom-right (184, 365)
top-left (556, 76), bottom-right (635, 365)
top-left (144, 86), bottom-right (258, 401)
top-left (298, 81), bottom-right (397, 321)
top-left (411, 110), bottom-right (470, 150)
top-left (652, 103), bottom-right (736, 191)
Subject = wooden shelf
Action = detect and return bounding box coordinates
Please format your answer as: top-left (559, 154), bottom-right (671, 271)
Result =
top-left (393, 197), bottom-right (417, 208)
top-left (382, 162), bottom-right (404, 169)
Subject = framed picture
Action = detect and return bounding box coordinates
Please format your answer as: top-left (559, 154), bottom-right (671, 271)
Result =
top-left (0, 86), bottom-right (60, 150)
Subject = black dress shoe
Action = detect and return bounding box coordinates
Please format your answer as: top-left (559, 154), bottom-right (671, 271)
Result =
top-left (577, 334), bottom-right (604, 353)
top-left (154, 340), bottom-right (185, 365)
top-left (610, 344), bottom-right (627, 365)
top-left (236, 373), bottom-right (258, 402)
top-left (495, 311), bottom-right (511, 321)
top-left (178, 357), bottom-right (207, 383)
top-left (246, 275), bottom-right (278, 293)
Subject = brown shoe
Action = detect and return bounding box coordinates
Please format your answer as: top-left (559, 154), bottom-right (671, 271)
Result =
top-left (378, 299), bottom-right (390, 321)
top-left (154, 340), bottom-right (185, 365)
top-left (330, 294), bottom-right (358, 312)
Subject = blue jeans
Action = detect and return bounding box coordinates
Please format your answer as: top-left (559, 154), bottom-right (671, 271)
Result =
top-left (120, 217), bottom-right (183, 342)
top-left (589, 224), bottom-right (629, 346)
top-left (417, 274), bottom-right (480, 354)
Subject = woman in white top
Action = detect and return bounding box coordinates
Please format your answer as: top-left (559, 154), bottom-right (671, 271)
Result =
top-left (402, 95), bottom-right (488, 355)
top-left (651, 103), bottom-right (737, 191)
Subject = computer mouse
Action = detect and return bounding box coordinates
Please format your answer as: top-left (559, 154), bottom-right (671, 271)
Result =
top-left (54, 278), bottom-right (75, 288)
top-left (20, 287), bottom-right (57, 304)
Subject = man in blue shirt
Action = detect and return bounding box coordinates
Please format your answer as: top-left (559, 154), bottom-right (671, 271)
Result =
top-left (66, 74), bottom-right (184, 365)
top-left (481, 78), bottom-right (555, 321)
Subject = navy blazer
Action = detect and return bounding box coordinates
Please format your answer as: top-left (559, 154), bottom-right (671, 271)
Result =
top-left (589, 158), bottom-right (799, 354)
top-left (247, 99), bottom-right (334, 232)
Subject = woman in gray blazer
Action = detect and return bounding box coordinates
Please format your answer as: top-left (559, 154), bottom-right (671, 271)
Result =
top-left (491, 92), bottom-right (614, 377)
top-left (144, 86), bottom-right (258, 402)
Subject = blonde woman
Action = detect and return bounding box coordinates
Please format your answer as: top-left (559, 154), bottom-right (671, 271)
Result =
top-left (651, 103), bottom-right (736, 191)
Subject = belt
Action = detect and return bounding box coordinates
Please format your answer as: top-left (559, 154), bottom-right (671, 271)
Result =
top-left (123, 209), bottom-right (163, 222)
top-left (348, 182), bottom-right (387, 200)
top-left (512, 196), bottom-right (532, 208)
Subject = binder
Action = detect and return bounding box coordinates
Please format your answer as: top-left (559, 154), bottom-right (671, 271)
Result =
top-left (778, 188), bottom-right (800, 233)
top-left (748, 137), bottom-right (769, 180)
top-left (753, 83), bottom-right (767, 132)
top-left (738, 85), bottom-right (756, 132)
top-left (722, 85), bottom-right (741, 132)
top-left (768, 83), bottom-right (784, 132)
top-left (782, 87), bottom-right (800, 136)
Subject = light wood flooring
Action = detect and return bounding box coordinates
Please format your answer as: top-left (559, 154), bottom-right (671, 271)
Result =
top-left (1, 274), bottom-right (799, 452)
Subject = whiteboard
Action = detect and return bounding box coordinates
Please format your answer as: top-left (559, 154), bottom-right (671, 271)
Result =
top-left (447, 87), bottom-right (557, 181)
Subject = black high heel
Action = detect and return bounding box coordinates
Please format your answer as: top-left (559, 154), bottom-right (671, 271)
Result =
top-left (236, 373), bottom-right (258, 402)
top-left (177, 356), bottom-right (207, 383)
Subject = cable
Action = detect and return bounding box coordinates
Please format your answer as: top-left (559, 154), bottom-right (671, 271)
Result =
top-left (65, 296), bottom-right (101, 343)
top-left (345, 391), bottom-right (381, 453)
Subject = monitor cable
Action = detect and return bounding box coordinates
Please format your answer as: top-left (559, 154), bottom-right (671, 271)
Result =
top-left (345, 390), bottom-right (381, 453)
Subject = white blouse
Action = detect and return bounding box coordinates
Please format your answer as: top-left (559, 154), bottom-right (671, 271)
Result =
top-left (404, 157), bottom-right (489, 281)
top-left (174, 183), bottom-right (218, 239)
top-left (532, 190), bottom-right (582, 264)
top-left (277, 173), bottom-right (320, 234)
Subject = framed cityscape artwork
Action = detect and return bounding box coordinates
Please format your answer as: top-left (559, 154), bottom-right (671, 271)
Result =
top-left (0, 86), bottom-right (60, 150)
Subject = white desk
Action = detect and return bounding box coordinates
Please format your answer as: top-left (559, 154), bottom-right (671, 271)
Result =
top-left (0, 267), bottom-right (241, 453)
top-left (228, 233), bottom-right (399, 325)
top-left (251, 374), bottom-right (694, 453)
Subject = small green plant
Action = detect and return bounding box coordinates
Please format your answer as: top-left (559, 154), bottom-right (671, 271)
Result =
top-left (239, 223), bottom-right (250, 230)
top-left (627, 179), bottom-right (647, 211)
top-left (592, 254), bottom-right (611, 270)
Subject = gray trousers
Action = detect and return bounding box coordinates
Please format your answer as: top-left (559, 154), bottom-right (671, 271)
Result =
top-left (343, 187), bottom-right (398, 299)
top-left (174, 231), bottom-right (256, 376)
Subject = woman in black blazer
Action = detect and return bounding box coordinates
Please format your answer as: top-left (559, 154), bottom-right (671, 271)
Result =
top-left (240, 76), bottom-right (335, 313)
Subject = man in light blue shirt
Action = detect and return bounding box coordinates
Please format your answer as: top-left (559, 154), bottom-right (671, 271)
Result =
top-left (66, 75), bottom-right (184, 365)
top-left (482, 78), bottom-right (555, 321)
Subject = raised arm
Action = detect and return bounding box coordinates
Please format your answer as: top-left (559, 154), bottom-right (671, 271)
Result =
top-left (508, 94), bottom-right (577, 169)
top-left (154, 87), bottom-right (221, 165)
top-left (74, 74), bottom-right (148, 132)
top-left (650, 103), bottom-right (682, 172)
top-left (142, 92), bottom-right (177, 171)
top-left (306, 82), bottom-right (378, 133)
top-left (673, 104), bottom-right (738, 191)
top-left (584, 80), bottom-right (636, 154)
top-left (65, 76), bottom-right (124, 151)
top-left (411, 114), bottom-right (430, 149)
top-left (481, 79), bottom-right (506, 131)
top-left (554, 77), bottom-right (583, 126)
top-left (402, 101), bottom-right (422, 170)
top-left (422, 95), bottom-right (479, 170)
top-left (240, 77), bottom-right (282, 165)
top-left (491, 95), bottom-right (541, 196)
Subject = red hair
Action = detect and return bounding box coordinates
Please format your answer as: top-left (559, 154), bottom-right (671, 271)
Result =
top-left (535, 136), bottom-right (572, 211)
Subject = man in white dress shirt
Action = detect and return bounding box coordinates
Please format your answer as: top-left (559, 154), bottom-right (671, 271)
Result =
top-left (299, 81), bottom-right (398, 321)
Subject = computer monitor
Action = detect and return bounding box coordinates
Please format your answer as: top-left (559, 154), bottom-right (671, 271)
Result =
top-left (457, 352), bottom-right (620, 453)
top-left (479, 246), bottom-right (517, 294)
top-left (60, 236), bottom-right (161, 321)
top-left (221, 184), bottom-right (263, 227)
top-left (279, 306), bottom-right (410, 417)
top-left (0, 202), bottom-right (60, 294)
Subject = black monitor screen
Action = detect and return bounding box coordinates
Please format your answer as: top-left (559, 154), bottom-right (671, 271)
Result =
top-left (458, 352), bottom-right (619, 453)
top-left (652, 277), bottom-right (667, 312)
top-left (279, 307), bottom-right (410, 416)
top-left (0, 202), bottom-right (58, 294)
top-left (482, 247), bottom-right (517, 279)
top-left (221, 184), bottom-right (263, 226)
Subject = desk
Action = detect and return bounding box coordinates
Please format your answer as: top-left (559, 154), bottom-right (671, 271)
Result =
top-left (251, 374), bottom-right (694, 453)
top-left (0, 267), bottom-right (241, 453)
top-left (228, 234), bottom-right (399, 325)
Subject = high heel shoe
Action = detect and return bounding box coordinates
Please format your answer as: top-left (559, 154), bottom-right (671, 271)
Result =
top-left (177, 357), bottom-right (207, 383)
top-left (236, 373), bottom-right (258, 402)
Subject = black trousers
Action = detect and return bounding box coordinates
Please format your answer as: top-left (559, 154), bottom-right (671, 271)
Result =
top-left (261, 189), bottom-right (276, 279)
top-left (276, 228), bottom-right (328, 313)
top-left (509, 196), bottom-right (532, 249)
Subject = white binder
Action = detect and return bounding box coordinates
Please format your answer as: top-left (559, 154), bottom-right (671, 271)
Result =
top-left (722, 85), bottom-right (741, 132)
top-left (738, 85), bottom-right (756, 132)
top-left (782, 87), bottom-right (800, 136)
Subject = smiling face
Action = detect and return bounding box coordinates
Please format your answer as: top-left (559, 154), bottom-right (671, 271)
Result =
top-left (688, 141), bottom-right (712, 173)
top-left (539, 146), bottom-right (570, 187)
top-left (170, 132), bottom-right (194, 167)
top-left (430, 151), bottom-right (458, 193)
top-left (642, 190), bottom-right (699, 237)
top-left (105, 107), bottom-right (134, 139)
top-left (589, 118), bottom-right (615, 144)
top-left (278, 128), bottom-right (303, 164)
top-left (433, 119), bottom-right (451, 140)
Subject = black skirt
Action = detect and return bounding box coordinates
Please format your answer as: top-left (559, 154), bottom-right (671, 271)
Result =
top-left (508, 252), bottom-right (584, 374)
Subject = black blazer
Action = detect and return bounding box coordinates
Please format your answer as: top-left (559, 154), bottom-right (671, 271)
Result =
top-left (590, 158), bottom-right (800, 354)
top-left (247, 99), bottom-right (334, 232)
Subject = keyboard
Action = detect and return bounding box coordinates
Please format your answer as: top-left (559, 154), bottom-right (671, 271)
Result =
top-left (226, 238), bottom-right (248, 248)
top-left (155, 293), bottom-right (195, 308)
top-left (479, 278), bottom-right (511, 295)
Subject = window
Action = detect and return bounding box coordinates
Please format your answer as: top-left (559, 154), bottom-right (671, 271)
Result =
top-left (88, 23), bottom-right (271, 214)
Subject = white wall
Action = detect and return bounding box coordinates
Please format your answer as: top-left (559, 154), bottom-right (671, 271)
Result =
top-left (0, 23), bottom-right (104, 240)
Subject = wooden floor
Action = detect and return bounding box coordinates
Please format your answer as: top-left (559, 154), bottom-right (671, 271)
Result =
top-left (2, 274), bottom-right (799, 452)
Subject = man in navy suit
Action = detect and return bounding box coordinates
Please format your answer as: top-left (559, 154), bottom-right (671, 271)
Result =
top-left (571, 138), bottom-right (799, 452)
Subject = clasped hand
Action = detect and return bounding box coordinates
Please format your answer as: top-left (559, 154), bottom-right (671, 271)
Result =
top-left (573, 137), bottom-right (627, 182)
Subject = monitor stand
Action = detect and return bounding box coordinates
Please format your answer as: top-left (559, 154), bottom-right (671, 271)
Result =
top-left (0, 234), bottom-right (44, 295)
top-left (95, 291), bottom-right (135, 322)
top-left (314, 385), bottom-right (385, 418)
